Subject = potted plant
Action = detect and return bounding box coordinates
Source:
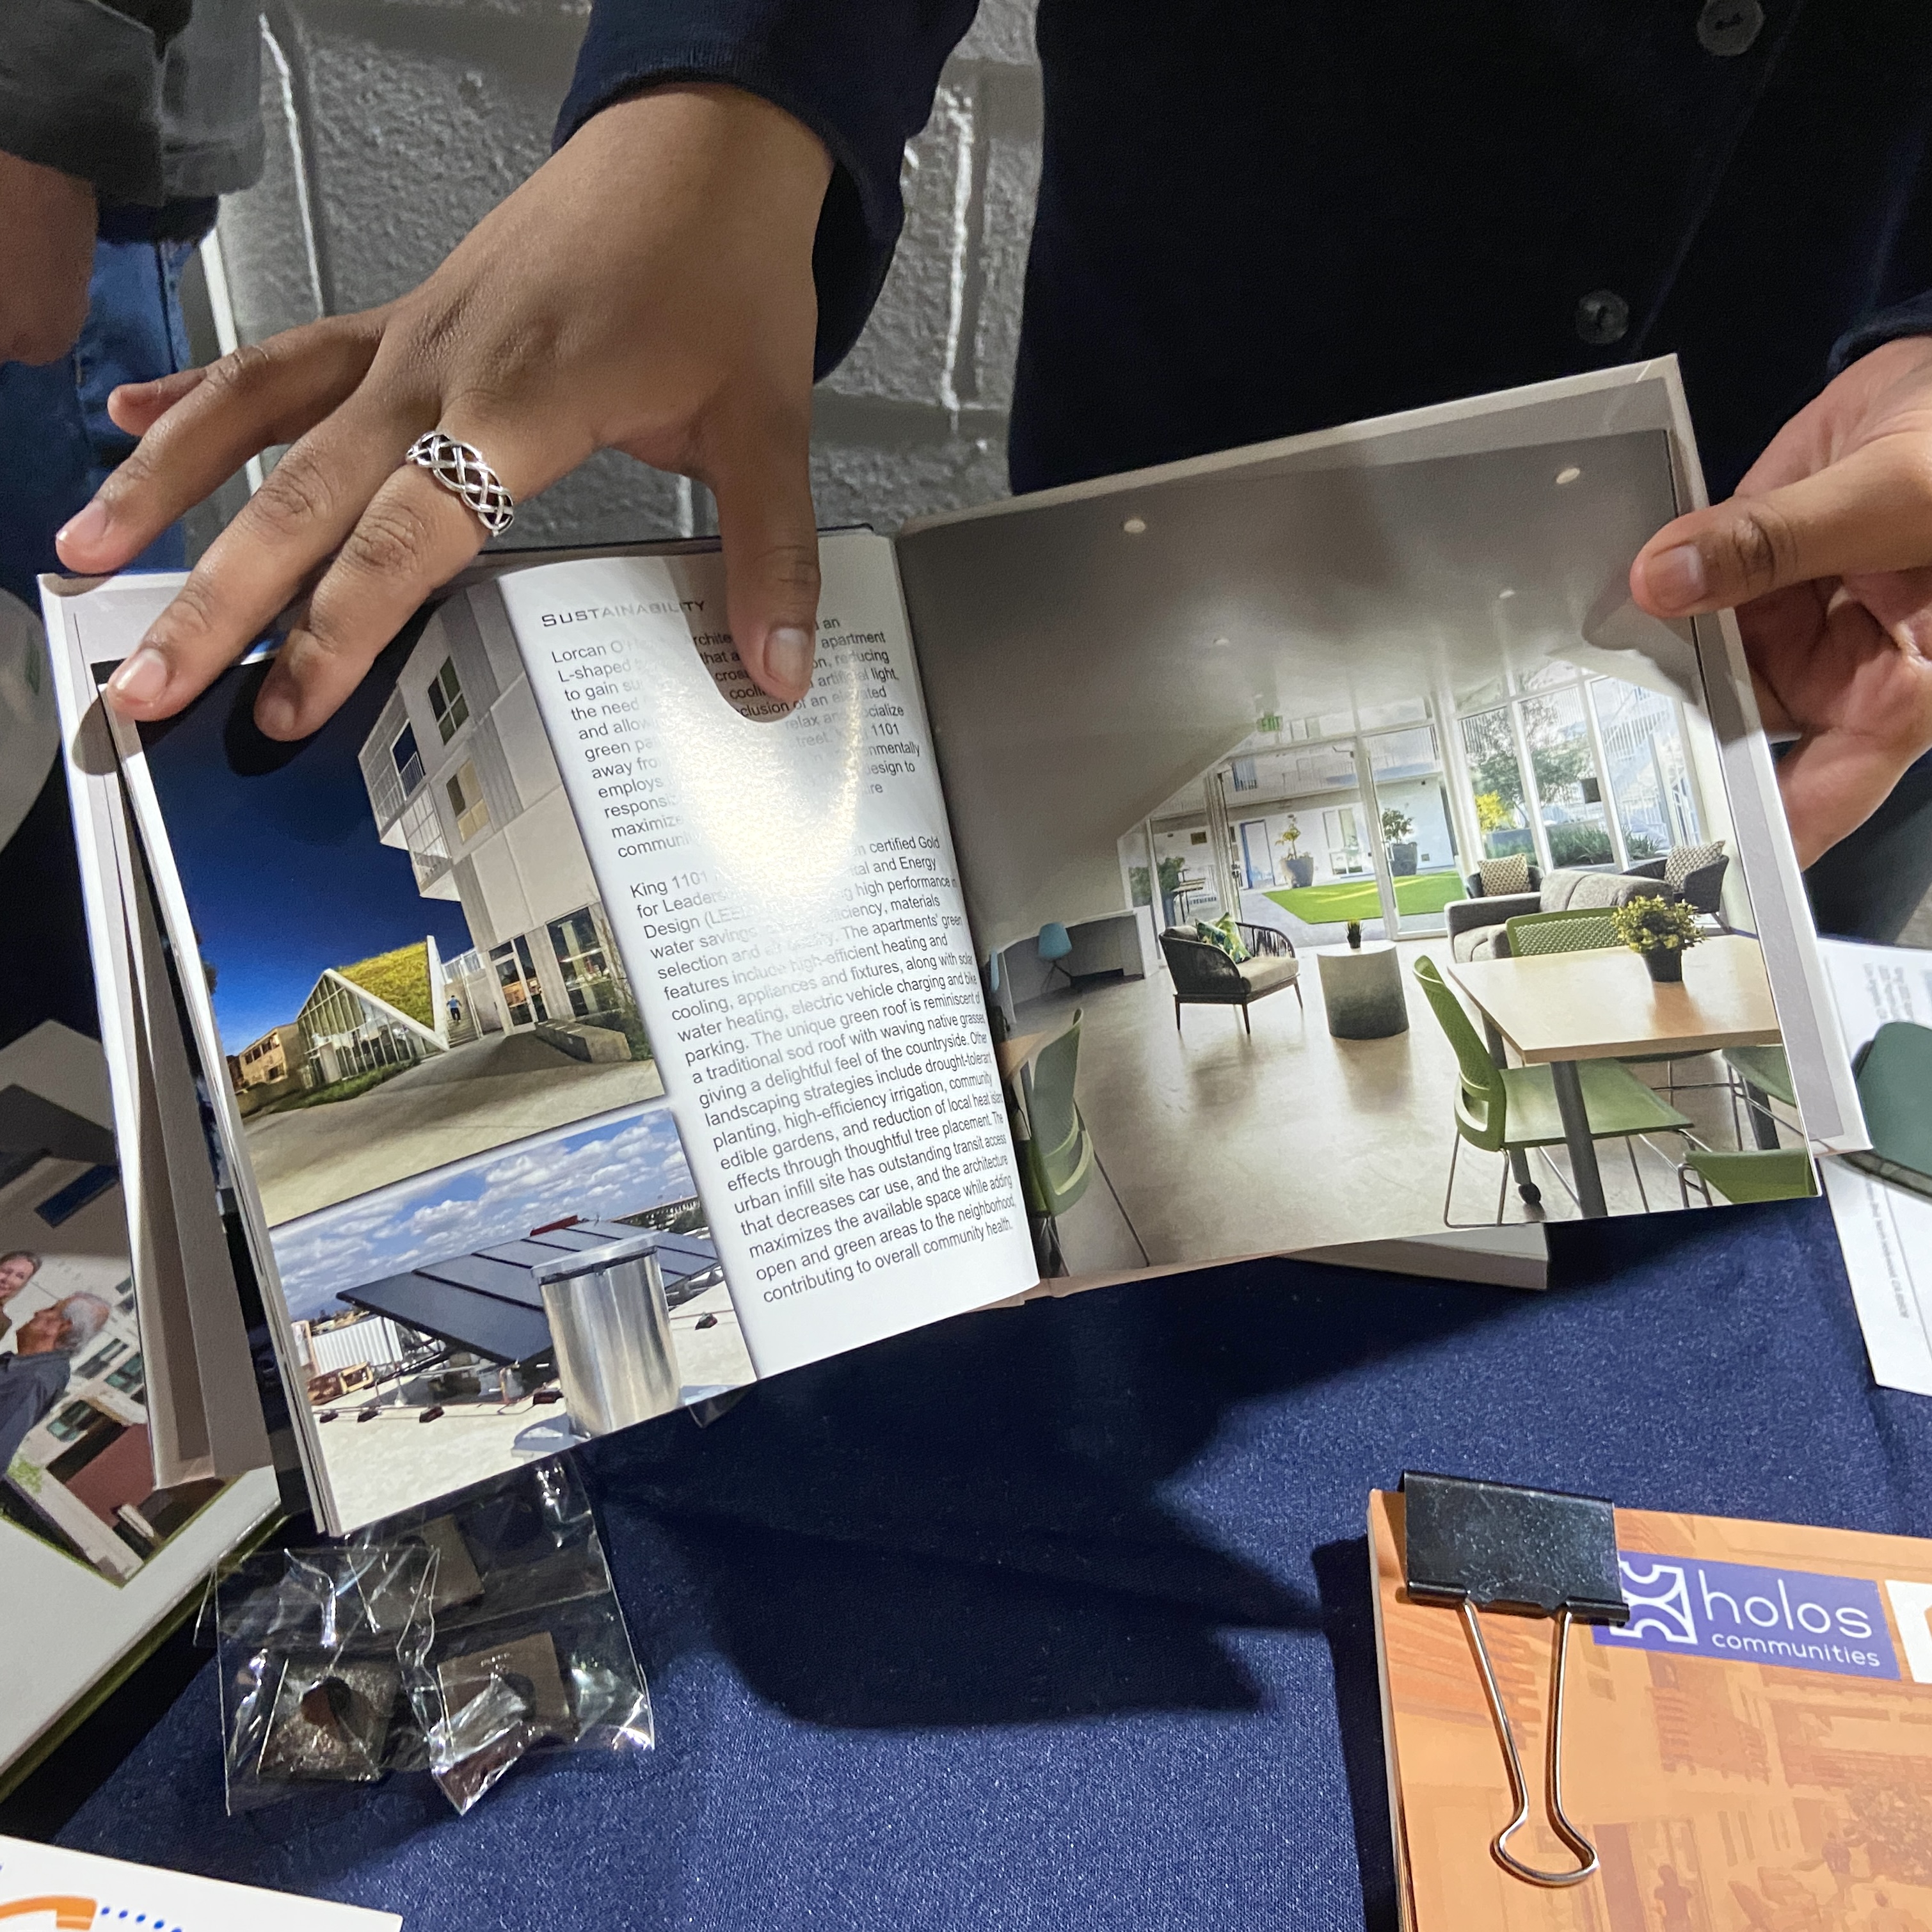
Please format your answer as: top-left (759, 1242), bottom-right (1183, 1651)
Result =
top-left (1380, 806), bottom-right (1417, 877)
top-left (1277, 818), bottom-right (1314, 888)
top-left (1611, 894), bottom-right (1702, 983)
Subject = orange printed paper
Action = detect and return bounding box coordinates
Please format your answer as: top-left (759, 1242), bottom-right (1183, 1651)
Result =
top-left (1371, 1491), bottom-right (1932, 1932)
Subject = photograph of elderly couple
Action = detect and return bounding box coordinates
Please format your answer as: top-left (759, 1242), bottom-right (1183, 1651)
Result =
top-left (0, 1123), bottom-right (227, 1585)
top-left (901, 425), bottom-right (1814, 1279)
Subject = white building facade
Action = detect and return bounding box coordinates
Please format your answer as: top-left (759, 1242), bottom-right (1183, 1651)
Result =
top-left (356, 596), bottom-right (633, 1041)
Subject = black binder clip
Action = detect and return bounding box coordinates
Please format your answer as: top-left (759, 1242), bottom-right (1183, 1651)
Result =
top-left (1399, 1471), bottom-right (1629, 1888)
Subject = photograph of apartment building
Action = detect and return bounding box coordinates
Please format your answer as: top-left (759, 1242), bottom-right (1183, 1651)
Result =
top-left (141, 600), bottom-right (664, 1228)
top-left (357, 596), bottom-right (644, 1054)
top-left (901, 424), bottom-right (1807, 1277)
top-left (233, 1022), bottom-right (294, 1089)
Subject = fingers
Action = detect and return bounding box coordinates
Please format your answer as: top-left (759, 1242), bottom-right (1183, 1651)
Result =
top-left (703, 404), bottom-right (821, 703)
top-left (253, 414), bottom-right (578, 740)
top-left (1630, 437), bottom-right (1932, 618)
top-left (56, 317), bottom-right (383, 575)
top-left (1775, 730), bottom-right (1922, 870)
top-left (105, 365), bottom-right (209, 438)
top-left (103, 385), bottom-right (426, 724)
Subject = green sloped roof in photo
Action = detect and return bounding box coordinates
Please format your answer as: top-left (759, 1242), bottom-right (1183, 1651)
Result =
top-left (336, 941), bottom-right (434, 1029)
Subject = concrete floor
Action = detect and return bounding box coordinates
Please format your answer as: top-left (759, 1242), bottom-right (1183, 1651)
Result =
top-left (1021, 938), bottom-right (1771, 1277)
top-left (319, 1277), bottom-right (753, 1528)
top-left (246, 1032), bottom-right (666, 1225)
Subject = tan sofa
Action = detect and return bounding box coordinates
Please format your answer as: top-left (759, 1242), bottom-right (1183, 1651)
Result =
top-left (1444, 868), bottom-right (1654, 962)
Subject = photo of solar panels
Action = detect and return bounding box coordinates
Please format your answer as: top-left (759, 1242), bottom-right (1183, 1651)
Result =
top-left (269, 1098), bottom-right (749, 1524)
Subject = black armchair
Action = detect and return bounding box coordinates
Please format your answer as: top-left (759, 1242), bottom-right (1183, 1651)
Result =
top-left (1158, 925), bottom-right (1302, 1035)
top-left (1624, 852), bottom-right (1730, 920)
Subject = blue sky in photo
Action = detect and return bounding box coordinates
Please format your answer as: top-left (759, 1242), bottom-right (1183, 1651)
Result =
top-left (137, 630), bottom-right (475, 1050)
top-left (269, 1100), bottom-right (695, 1321)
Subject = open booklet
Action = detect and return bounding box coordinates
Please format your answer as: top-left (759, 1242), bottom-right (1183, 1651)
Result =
top-left (42, 360), bottom-right (1865, 1535)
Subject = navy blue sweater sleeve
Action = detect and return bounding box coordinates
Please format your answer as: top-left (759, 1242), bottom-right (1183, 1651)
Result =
top-left (557, 0), bottom-right (978, 379)
top-left (1830, 291), bottom-right (1932, 377)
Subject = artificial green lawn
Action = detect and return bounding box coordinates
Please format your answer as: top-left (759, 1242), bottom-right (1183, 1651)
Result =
top-left (1263, 870), bottom-right (1465, 923)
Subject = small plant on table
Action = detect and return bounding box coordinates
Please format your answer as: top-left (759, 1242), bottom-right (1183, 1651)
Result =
top-left (1610, 894), bottom-right (1702, 983)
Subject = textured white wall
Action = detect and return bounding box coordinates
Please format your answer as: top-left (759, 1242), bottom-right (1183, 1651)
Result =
top-left (212, 0), bottom-right (1041, 547)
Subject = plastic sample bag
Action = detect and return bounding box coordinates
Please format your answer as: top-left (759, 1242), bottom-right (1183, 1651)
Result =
top-left (212, 1457), bottom-right (651, 1816)
top-left (212, 1538), bottom-right (435, 1812)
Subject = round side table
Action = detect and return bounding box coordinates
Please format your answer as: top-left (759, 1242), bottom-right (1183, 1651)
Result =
top-left (1315, 939), bottom-right (1408, 1039)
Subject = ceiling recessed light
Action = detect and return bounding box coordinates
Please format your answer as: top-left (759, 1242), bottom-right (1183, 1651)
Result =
top-left (1497, 587), bottom-right (1516, 600)
top-left (1554, 466), bottom-right (1582, 486)
top-left (1122, 516), bottom-right (1147, 535)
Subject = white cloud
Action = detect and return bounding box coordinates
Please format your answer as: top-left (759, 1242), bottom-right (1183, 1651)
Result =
top-left (272, 1103), bottom-right (696, 1319)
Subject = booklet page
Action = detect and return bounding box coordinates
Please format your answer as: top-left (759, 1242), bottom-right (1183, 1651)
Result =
top-left (491, 534), bottom-right (1035, 1377)
top-left (1817, 936), bottom-right (1932, 1394)
top-left (93, 534), bottom-right (1021, 1534)
top-left (895, 374), bottom-right (1829, 1277)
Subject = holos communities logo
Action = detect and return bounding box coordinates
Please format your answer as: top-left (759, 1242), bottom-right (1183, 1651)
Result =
top-left (0, 1897), bottom-right (184, 1929)
top-left (1593, 1550), bottom-right (1932, 1684)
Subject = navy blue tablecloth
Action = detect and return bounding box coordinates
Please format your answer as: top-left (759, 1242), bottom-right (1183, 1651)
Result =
top-left (59, 1199), bottom-right (1924, 1929)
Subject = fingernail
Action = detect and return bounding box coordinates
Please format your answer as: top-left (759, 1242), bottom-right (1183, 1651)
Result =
top-left (1643, 543), bottom-right (1707, 611)
top-left (107, 646), bottom-right (168, 709)
top-left (56, 499), bottom-right (110, 554)
top-left (765, 625), bottom-right (813, 694)
top-left (256, 685), bottom-right (299, 739)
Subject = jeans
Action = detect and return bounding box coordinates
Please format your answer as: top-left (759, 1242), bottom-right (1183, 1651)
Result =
top-left (0, 234), bottom-right (196, 611)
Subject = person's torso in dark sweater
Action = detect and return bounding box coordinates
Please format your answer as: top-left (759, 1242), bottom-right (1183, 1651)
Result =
top-left (1011, 0), bottom-right (1932, 496)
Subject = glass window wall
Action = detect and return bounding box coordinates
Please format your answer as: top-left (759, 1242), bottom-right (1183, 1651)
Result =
top-left (1588, 677), bottom-right (1701, 861)
top-left (1161, 663), bottom-right (1708, 952)
top-left (1459, 708), bottom-right (1536, 864)
top-left (1524, 687), bottom-right (1616, 868)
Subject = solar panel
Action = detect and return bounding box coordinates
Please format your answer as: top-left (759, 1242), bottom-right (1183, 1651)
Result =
top-left (414, 1252), bottom-right (544, 1307)
top-left (478, 1238), bottom-right (587, 1268)
top-left (344, 1274), bottom-right (551, 1364)
top-left (522, 1227), bottom-right (610, 1250)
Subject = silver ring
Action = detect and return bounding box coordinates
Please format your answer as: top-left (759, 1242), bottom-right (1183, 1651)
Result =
top-left (403, 431), bottom-right (516, 536)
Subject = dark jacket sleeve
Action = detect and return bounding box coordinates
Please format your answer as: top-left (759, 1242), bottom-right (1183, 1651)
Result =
top-left (1830, 291), bottom-right (1932, 378)
top-left (556, 0), bottom-right (980, 378)
top-left (0, 0), bottom-right (193, 204)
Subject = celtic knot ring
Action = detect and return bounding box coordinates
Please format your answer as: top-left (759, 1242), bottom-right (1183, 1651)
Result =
top-left (403, 431), bottom-right (516, 537)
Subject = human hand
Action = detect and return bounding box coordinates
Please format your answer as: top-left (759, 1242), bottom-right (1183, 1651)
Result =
top-left (58, 84), bottom-right (832, 736)
top-left (0, 152), bottom-right (97, 366)
top-left (1630, 335), bottom-right (1932, 868)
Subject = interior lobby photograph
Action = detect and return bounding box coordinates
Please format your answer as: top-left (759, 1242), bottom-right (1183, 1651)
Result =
top-left (904, 429), bottom-right (1814, 1276)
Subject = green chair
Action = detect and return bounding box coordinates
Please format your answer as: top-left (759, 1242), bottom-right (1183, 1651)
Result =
top-left (1501, 907), bottom-right (1623, 957)
top-left (1721, 1043), bottom-right (1796, 1147)
top-left (1414, 956), bottom-right (1692, 1225)
top-left (1846, 1021), bottom-right (1932, 1200)
top-left (1018, 1010), bottom-right (1149, 1270)
top-left (1678, 1146), bottom-right (1817, 1206)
